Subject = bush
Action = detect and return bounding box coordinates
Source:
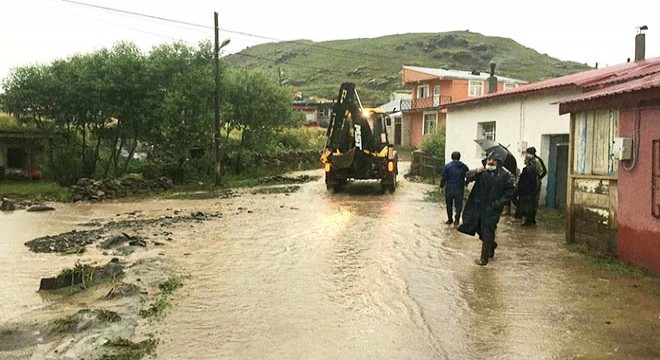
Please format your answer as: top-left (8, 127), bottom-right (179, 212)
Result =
top-left (43, 142), bottom-right (82, 186)
top-left (420, 124), bottom-right (446, 159)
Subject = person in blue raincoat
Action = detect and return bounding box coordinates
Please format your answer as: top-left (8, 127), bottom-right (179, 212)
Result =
top-left (440, 151), bottom-right (469, 226)
top-left (458, 151), bottom-right (516, 266)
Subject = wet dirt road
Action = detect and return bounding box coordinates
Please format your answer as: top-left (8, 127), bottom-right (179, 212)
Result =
top-left (2, 166), bottom-right (660, 359)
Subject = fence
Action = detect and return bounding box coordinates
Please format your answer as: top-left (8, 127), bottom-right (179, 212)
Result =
top-left (409, 150), bottom-right (444, 184)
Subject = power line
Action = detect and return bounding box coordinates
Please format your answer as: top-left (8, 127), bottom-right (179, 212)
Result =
top-left (58, 0), bottom-right (211, 29)
top-left (52, 0), bottom-right (422, 84)
top-left (55, 0), bottom-right (412, 64)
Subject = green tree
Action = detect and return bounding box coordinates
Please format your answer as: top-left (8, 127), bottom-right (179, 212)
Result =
top-left (223, 69), bottom-right (302, 172)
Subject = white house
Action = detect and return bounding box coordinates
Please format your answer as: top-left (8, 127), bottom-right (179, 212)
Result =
top-left (445, 58), bottom-right (660, 208)
top-left (445, 90), bottom-right (576, 208)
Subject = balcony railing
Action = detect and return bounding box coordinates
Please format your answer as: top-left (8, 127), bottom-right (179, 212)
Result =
top-left (400, 96), bottom-right (453, 111)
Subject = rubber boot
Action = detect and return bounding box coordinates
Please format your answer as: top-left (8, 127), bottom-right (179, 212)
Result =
top-left (454, 214), bottom-right (460, 227)
top-left (475, 242), bottom-right (490, 266)
top-left (490, 241), bottom-right (498, 258)
top-left (445, 219), bottom-right (453, 225)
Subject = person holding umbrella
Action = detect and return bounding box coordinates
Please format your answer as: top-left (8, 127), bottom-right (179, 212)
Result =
top-left (458, 151), bottom-right (516, 266)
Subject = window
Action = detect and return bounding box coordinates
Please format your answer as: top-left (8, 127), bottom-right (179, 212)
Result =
top-left (318, 108), bottom-right (326, 117)
top-left (468, 80), bottom-right (484, 97)
top-left (477, 121), bottom-right (496, 157)
top-left (477, 121), bottom-right (496, 140)
top-left (503, 83), bottom-right (518, 91)
top-left (433, 85), bottom-right (441, 106)
top-left (423, 113), bottom-right (437, 135)
top-left (417, 85), bottom-right (429, 99)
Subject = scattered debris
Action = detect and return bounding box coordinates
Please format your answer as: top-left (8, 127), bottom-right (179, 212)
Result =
top-left (26, 204), bottom-right (56, 212)
top-left (71, 176), bottom-right (173, 202)
top-left (1, 198), bottom-right (16, 211)
top-left (39, 260), bottom-right (124, 291)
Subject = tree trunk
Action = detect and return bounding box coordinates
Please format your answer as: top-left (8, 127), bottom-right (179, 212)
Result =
top-left (103, 132), bottom-right (120, 178)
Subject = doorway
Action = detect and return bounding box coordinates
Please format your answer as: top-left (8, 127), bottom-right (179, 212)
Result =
top-left (545, 134), bottom-right (569, 209)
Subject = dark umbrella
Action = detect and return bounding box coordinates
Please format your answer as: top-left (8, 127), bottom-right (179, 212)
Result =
top-left (474, 139), bottom-right (518, 176)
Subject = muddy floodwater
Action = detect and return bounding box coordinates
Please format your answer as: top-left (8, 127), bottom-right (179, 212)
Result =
top-left (2, 166), bottom-right (660, 359)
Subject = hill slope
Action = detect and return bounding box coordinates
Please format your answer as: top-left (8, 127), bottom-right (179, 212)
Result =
top-left (225, 31), bottom-right (591, 104)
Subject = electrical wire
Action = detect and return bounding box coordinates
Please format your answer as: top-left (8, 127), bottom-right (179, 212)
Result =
top-left (54, 0), bottom-right (417, 65)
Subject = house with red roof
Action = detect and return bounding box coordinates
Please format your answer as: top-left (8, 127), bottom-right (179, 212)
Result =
top-left (444, 30), bottom-right (660, 271)
top-left (558, 62), bottom-right (660, 272)
top-left (444, 52), bottom-right (660, 210)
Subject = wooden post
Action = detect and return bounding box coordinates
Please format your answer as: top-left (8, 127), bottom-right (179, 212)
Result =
top-left (213, 12), bottom-right (222, 187)
top-left (566, 113), bottom-right (575, 243)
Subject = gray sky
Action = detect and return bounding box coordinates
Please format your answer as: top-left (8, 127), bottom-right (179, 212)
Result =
top-left (1, 0), bottom-right (657, 83)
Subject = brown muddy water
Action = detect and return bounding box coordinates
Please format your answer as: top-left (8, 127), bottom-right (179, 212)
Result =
top-left (2, 166), bottom-right (660, 359)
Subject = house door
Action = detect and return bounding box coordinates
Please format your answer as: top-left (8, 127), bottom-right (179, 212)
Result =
top-left (545, 134), bottom-right (570, 209)
top-left (433, 85), bottom-right (440, 107)
top-left (394, 118), bottom-right (402, 145)
top-left (554, 144), bottom-right (569, 208)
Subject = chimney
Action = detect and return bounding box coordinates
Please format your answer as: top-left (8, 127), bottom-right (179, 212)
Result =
top-left (635, 25), bottom-right (648, 62)
top-left (487, 62), bottom-right (498, 94)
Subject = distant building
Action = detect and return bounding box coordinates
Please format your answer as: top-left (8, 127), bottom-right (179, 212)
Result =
top-left (401, 66), bottom-right (526, 148)
top-left (0, 129), bottom-right (47, 180)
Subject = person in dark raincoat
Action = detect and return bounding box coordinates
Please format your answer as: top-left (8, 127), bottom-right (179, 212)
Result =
top-left (440, 151), bottom-right (469, 225)
top-left (457, 151), bottom-right (516, 266)
top-left (517, 153), bottom-right (538, 226)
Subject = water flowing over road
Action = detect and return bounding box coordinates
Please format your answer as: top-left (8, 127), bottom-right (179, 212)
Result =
top-left (2, 167), bottom-right (660, 359)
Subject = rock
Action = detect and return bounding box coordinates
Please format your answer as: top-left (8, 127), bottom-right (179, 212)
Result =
top-left (26, 205), bottom-right (56, 212)
top-left (1, 198), bottom-right (16, 211)
top-left (128, 239), bottom-right (147, 247)
top-left (39, 262), bottom-right (124, 291)
top-left (100, 235), bottom-right (127, 249)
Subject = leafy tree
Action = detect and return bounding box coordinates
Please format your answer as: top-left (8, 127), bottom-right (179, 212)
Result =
top-left (145, 41), bottom-right (216, 182)
top-left (222, 69), bottom-right (302, 171)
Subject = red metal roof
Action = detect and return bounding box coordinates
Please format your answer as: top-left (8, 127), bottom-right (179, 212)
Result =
top-left (559, 73), bottom-right (660, 105)
top-left (446, 56), bottom-right (660, 108)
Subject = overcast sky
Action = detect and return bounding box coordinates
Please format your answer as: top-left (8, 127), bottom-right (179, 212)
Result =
top-left (1, 0), bottom-right (657, 83)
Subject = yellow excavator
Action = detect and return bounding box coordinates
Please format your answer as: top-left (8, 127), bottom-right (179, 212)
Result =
top-left (320, 82), bottom-right (398, 193)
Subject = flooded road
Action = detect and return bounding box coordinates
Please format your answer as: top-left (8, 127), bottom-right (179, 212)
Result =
top-left (2, 166), bottom-right (660, 359)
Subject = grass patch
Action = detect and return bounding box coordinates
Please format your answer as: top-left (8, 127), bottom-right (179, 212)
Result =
top-left (101, 336), bottom-right (158, 360)
top-left (566, 243), bottom-right (646, 277)
top-left (51, 309), bottom-right (121, 334)
top-left (423, 188), bottom-right (442, 203)
top-left (139, 276), bottom-right (183, 319)
top-left (139, 297), bottom-right (169, 319)
top-left (0, 181), bottom-right (71, 202)
top-left (158, 276), bottom-right (183, 296)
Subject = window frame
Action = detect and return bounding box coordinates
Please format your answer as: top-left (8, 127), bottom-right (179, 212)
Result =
top-left (423, 112), bottom-right (437, 135)
top-left (417, 84), bottom-right (429, 99)
top-left (503, 82), bottom-right (518, 91)
top-left (468, 80), bottom-right (484, 97)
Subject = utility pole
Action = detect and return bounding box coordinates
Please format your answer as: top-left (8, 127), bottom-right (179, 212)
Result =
top-left (213, 11), bottom-right (222, 187)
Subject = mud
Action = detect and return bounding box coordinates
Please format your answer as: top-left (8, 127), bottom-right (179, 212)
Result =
top-left (2, 165), bottom-right (660, 359)
top-left (25, 211), bottom-right (222, 253)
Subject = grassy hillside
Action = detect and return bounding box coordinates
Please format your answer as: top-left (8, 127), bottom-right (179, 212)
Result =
top-left (225, 31), bottom-right (591, 104)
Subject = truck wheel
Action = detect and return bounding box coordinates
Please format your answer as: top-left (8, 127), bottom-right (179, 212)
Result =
top-left (387, 182), bottom-right (396, 194)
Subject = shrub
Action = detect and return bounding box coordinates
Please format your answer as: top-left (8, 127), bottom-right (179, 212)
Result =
top-left (420, 124), bottom-right (446, 160)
